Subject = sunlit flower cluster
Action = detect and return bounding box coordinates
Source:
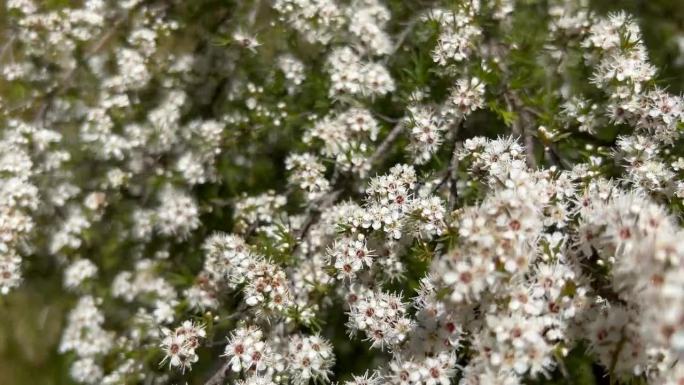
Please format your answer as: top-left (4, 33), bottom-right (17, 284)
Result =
top-left (3, 0), bottom-right (684, 384)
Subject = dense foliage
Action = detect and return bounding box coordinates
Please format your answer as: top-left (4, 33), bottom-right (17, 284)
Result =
top-left (2, 0), bottom-right (684, 384)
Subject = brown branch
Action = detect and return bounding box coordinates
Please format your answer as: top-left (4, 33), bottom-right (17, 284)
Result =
top-left (492, 40), bottom-right (538, 169)
top-left (246, 0), bottom-right (262, 25)
top-left (448, 118), bottom-right (465, 209)
top-left (368, 121), bottom-right (405, 166)
top-left (523, 133), bottom-right (536, 168)
top-left (545, 143), bottom-right (572, 170)
top-left (503, 92), bottom-right (537, 168)
top-left (429, 119), bottom-right (464, 212)
top-left (608, 326), bottom-right (627, 385)
top-left (205, 360), bottom-right (232, 385)
top-left (384, 11), bottom-right (425, 62)
top-left (291, 189), bottom-right (342, 256)
top-left (447, 142), bottom-right (461, 211)
top-left (0, 35), bottom-right (16, 62)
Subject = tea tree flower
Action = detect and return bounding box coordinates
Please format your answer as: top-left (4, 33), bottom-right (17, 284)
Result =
top-left (4, 1), bottom-right (684, 384)
top-left (160, 320), bottom-right (206, 372)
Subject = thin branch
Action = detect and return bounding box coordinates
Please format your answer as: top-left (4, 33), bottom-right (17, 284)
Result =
top-left (0, 35), bottom-right (16, 62)
top-left (553, 349), bottom-right (571, 383)
top-left (368, 121), bottom-right (405, 166)
top-left (608, 326), bottom-right (627, 385)
top-left (392, 20), bottom-right (417, 54)
top-left (545, 143), bottom-right (572, 170)
top-left (373, 112), bottom-right (401, 123)
top-left (447, 141), bottom-right (461, 211)
top-left (493, 41), bottom-right (538, 169)
top-left (523, 133), bottom-right (536, 168)
top-left (291, 189), bottom-right (342, 255)
top-left (246, 0), bottom-right (262, 25)
top-left (429, 119), bottom-right (463, 209)
top-left (431, 168), bottom-right (451, 194)
top-left (205, 360), bottom-right (232, 385)
top-left (448, 118), bottom-right (465, 208)
top-left (503, 92), bottom-right (537, 168)
top-left (384, 12), bottom-right (425, 62)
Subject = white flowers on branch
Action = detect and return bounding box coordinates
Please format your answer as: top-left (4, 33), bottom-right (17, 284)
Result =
top-left (286, 153), bottom-right (331, 202)
top-left (160, 320), bottom-right (207, 372)
top-left (431, 8), bottom-right (482, 65)
top-left (3, 0), bottom-right (684, 384)
top-left (0, 139), bottom-right (38, 294)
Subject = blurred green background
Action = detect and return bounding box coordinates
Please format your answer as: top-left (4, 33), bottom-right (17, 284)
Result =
top-left (1, 0), bottom-right (683, 384)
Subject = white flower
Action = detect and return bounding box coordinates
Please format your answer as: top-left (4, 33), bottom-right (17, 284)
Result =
top-left (64, 259), bottom-right (98, 289)
top-left (160, 320), bottom-right (206, 372)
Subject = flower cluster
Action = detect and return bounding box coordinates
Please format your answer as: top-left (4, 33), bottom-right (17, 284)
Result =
top-left (4, 1), bottom-right (684, 384)
top-left (286, 153), bottom-right (331, 202)
top-left (160, 320), bottom-right (207, 372)
top-left (222, 325), bottom-right (335, 385)
top-left (346, 290), bottom-right (413, 350)
top-left (327, 47), bottom-right (395, 98)
top-left (431, 7), bottom-right (482, 66)
top-left (223, 326), bottom-right (271, 373)
top-left (59, 296), bottom-right (115, 383)
top-left (407, 106), bottom-right (446, 164)
top-left (304, 107), bottom-right (380, 175)
top-left (326, 235), bottom-right (374, 280)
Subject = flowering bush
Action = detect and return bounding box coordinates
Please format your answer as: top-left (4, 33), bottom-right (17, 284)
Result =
top-left (3, 0), bottom-right (684, 384)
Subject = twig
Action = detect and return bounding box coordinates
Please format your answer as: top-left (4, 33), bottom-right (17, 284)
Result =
top-left (553, 349), bottom-right (571, 383)
top-left (373, 112), bottom-right (401, 123)
top-left (384, 12), bottom-right (425, 62)
top-left (291, 189), bottom-right (342, 255)
top-left (431, 168), bottom-right (451, 194)
top-left (545, 143), bottom-right (572, 170)
top-left (0, 35), bottom-right (16, 62)
top-left (608, 327), bottom-right (627, 385)
top-left (448, 118), bottom-right (464, 208)
top-left (430, 119), bottom-right (464, 209)
top-left (503, 92), bottom-right (537, 168)
top-left (247, 0), bottom-right (262, 25)
top-left (523, 133), bottom-right (536, 168)
top-left (368, 122), bottom-right (405, 166)
top-left (493, 40), bottom-right (538, 169)
top-left (205, 360), bottom-right (232, 385)
top-left (447, 142), bottom-right (461, 211)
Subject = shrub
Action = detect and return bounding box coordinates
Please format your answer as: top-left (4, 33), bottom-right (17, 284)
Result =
top-left (2, 1), bottom-right (684, 384)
